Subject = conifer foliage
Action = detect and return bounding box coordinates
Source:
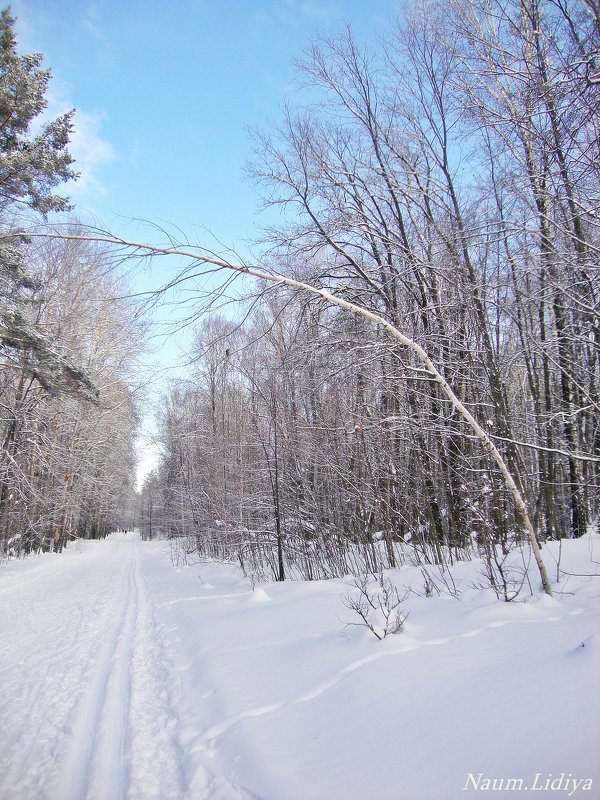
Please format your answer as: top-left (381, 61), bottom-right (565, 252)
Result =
top-left (0, 9), bottom-right (140, 555)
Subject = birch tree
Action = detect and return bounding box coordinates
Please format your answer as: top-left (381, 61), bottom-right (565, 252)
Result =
top-left (27, 0), bottom-right (600, 593)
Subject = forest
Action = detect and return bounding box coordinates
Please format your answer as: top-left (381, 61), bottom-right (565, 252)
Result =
top-left (1, 1), bottom-right (599, 598)
top-left (0, 6), bottom-right (141, 556)
top-left (137, 0), bottom-right (599, 594)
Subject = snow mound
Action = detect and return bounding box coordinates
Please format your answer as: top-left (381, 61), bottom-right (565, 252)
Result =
top-left (248, 588), bottom-right (271, 603)
top-left (571, 632), bottom-right (600, 656)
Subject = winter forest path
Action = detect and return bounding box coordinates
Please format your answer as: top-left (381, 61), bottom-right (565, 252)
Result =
top-left (0, 534), bottom-right (257, 800)
top-left (1, 533), bottom-right (599, 800)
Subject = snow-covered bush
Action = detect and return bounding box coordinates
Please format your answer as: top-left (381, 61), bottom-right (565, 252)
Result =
top-left (342, 572), bottom-right (410, 640)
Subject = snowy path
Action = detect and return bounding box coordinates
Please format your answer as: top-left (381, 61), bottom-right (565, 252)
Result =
top-left (0, 534), bottom-right (255, 800)
top-left (1, 532), bottom-right (599, 800)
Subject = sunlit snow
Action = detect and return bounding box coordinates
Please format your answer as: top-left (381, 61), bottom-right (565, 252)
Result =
top-left (0, 532), bottom-right (598, 799)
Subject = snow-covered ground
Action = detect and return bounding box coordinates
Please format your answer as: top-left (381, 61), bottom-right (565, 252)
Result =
top-left (0, 532), bottom-right (598, 800)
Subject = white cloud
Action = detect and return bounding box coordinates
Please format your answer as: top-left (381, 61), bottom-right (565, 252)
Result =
top-left (80, 15), bottom-right (105, 43)
top-left (42, 85), bottom-right (116, 200)
top-left (67, 108), bottom-right (116, 197)
top-left (11, 3), bottom-right (116, 203)
top-left (277, 0), bottom-right (342, 25)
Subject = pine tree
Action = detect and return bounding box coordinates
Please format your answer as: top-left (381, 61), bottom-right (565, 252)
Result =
top-left (0, 7), bottom-right (76, 214)
top-left (0, 7), bottom-right (98, 402)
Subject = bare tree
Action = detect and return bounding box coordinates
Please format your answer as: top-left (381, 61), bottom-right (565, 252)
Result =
top-left (21, 0), bottom-right (600, 593)
top-left (25, 229), bottom-right (557, 595)
top-left (1, 236), bottom-right (143, 555)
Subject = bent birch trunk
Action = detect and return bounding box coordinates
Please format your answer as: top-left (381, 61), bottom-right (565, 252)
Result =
top-left (23, 231), bottom-right (554, 596)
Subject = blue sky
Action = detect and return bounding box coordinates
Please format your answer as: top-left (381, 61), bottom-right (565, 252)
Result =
top-left (12, 0), bottom-right (401, 483)
top-left (14, 0), bottom-right (399, 252)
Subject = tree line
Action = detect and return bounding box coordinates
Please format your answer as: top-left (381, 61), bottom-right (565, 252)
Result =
top-left (0, 9), bottom-right (141, 555)
top-left (138, 0), bottom-right (598, 589)
top-left (1, 0), bottom-right (597, 585)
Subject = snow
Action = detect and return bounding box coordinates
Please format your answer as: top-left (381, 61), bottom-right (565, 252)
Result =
top-left (0, 532), bottom-right (598, 800)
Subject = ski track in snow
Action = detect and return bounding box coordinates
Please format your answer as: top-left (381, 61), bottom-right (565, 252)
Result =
top-left (0, 535), bottom-right (255, 800)
top-left (1, 533), bottom-right (598, 800)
